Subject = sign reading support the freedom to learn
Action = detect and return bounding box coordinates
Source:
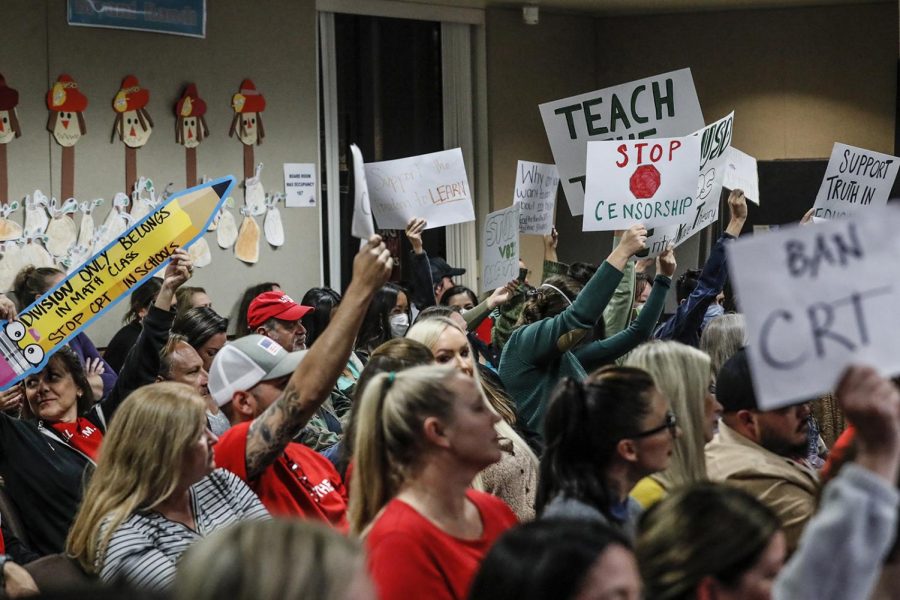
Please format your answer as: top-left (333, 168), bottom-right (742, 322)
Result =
top-left (513, 161), bottom-right (558, 235)
top-left (482, 204), bottom-right (520, 291)
top-left (727, 207), bottom-right (900, 410)
top-left (582, 136), bottom-right (701, 232)
top-left (366, 148), bottom-right (475, 231)
top-left (0, 177), bottom-right (234, 388)
top-left (643, 112), bottom-right (734, 257)
top-left (539, 68), bottom-right (704, 217)
top-left (811, 143), bottom-right (899, 220)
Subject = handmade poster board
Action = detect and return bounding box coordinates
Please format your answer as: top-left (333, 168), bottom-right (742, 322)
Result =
top-left (811, 143), bottom-right (899, 220)
top-left (0, 177), bottom-right (235, 388)
top-left (514, 161), bottom-right (558, 235)
top-left (539, 68), bottom-right (704, 217)
top-left (482, 204), bottom-right (520, 291)
top-left (727, 207), bottom-right (900, 409)
top-left (366, 148), bottom-right (475, 230)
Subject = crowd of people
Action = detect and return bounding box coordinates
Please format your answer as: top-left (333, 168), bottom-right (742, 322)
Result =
top-left (0, 187), bottom-right (895, 599)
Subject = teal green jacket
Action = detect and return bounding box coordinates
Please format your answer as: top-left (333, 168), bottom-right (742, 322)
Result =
top-left (574, 274), bottom-right (671, 371)
top-left (498, 261), bottom-right (624, 434)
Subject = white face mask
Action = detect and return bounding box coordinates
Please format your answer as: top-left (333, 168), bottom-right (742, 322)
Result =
top-left (389, 313), bottom-right (409, 338)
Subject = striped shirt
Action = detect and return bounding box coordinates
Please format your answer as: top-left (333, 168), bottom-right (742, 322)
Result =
top-left (99, 468), bottom-right (269, 590)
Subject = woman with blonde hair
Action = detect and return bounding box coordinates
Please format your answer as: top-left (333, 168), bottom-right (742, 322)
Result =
top-left (175, 519), bottom-right (371, 600)
top-left (699, 313), bottom-right (746, 377)
top-left (67, 382), bottom-right (269, 591)
top-left (350, 365), bottom-right (517, 600)
top-left (406, 317), bottom-right (539, 520)
top-left (626, 340), bottom-right (722, 508)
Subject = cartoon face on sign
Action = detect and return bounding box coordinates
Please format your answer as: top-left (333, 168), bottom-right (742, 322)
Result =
top-left (229, 79), bottom-right (266, 147)
top-left (175, 84), bottom-right (209, 149)
top-left (46, 74), bottom-right (88, 147)
top-left (112, 75), bottom-right (153, 148)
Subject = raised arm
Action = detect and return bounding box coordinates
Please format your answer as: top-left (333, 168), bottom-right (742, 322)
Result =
top-left (602, 232), bottom-right (636, 337)
top-left (245, 236), bottom-right (392, 479)
top-left (405, 217), bottom-right (436, 310)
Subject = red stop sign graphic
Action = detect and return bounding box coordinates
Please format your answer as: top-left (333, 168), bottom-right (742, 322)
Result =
top-left (629, 164), bottom-right (661, 199)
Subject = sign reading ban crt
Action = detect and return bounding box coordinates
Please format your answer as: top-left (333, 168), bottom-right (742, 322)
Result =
top-left (727, 208), bottom-right (900, 410)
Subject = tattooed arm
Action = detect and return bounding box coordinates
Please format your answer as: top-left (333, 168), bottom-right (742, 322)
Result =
top-left (244, 236), bottom-right (392, 479)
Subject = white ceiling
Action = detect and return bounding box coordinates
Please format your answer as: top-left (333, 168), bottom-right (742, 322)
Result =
top-left (404, 0), bottom-right (885, 16)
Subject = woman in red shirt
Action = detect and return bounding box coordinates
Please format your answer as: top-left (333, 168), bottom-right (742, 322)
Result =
top-left (350, 365), bottom-right (518, 600)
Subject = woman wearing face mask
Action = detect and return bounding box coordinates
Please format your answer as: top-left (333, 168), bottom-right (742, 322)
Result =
top-left (407, 317), bottom-right (539, 521)
top-left (357, 284), bottom-right (411, 358)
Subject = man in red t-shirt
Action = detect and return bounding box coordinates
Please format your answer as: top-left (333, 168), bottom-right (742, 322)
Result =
top-left (209, 237), bottom-right (392, 530)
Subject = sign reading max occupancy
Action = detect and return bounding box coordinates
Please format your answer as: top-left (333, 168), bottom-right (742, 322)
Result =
top-left (539, 68), bottom-right (704, 217)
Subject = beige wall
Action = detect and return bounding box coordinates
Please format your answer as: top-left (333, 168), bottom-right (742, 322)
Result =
top-left (2, 0), bottom-right (320, 345)
top-left (486, 2), bottom-right (897, 274)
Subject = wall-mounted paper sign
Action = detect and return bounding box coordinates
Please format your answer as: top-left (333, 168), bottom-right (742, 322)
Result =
top-left (811, 143), bottom-right (899, 220)
top-left (513, 161), bottom-right (558, 236)
top-left (582, 135), bottom-right (700, 232)
top-left (482, 204), bottom-right (520, 291)
top-left (67, 0), bottom-right (206, 38)
top-left (728, 207), bottom-right (900, 410)
top-left (366, 148), bottom-right (475, 230)
top-left (642, 112), bottom-right (734, 257)
top-left (723, 147), bottom-right (759, 205)
top-left (539, 68), bottom-right (704, 217)
top-left (283, 163), bottom-right (317, 207)
top-left (350, 144), bottom-right (375, 241)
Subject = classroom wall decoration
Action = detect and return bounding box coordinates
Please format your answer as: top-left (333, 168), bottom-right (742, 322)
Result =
top-left (0, 75), bottom-right (21, 205)
top-left (111, 75), bottom-right (154, 196)
top-left (175, 83), bottom-right (209, 187)
top-left (46, 74), bottom-right (88, 201)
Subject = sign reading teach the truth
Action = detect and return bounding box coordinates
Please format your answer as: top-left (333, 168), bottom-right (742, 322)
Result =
top-left (727, 208), bottom-right (900, 410)
top-left (582, 136), bottom-right (700, 232)
top-left (513, 161), bottom-right (558, 235)
top-left (642, 113), bottom-right (734, 256)
top-left (482, 204), bottom-right (520, 291)
top-left (539, 68), bottom-right (704, 217)
top-left (811, 143), bottom-right (899, 220)
top-left (366, 148), bottom-right (475, 230)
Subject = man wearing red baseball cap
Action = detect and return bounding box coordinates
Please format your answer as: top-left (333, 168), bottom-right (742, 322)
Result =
top-left (247, 290), bottom-right (314, 351)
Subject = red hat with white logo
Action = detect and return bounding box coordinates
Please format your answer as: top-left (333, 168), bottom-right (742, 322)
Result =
top-left (247, 291), bottom-right (313, 329)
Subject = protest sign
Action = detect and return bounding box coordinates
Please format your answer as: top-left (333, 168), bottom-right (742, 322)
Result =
top-left (349, 144), bottom-right (376, 241)
top-left (811, 143), bottom-right (899, 220)
top-left (539, 68), bottom-right (704, 217)
top-left (727, 207), bottom-right (900, 409)
top-left (582, 136), bottom-right (700, 232)
top-left (482, 204), bottom-right (520, 291)
top-left (0, 176), bottom-right (235, 388)
top-left (366, 148), bottom-right (475, 230)
top-left (642, 113), bottom-right (734, 256)
top-left (513, 161), bottom-right (558, 235)
top-left (723, 147), bottom-right (759, 205)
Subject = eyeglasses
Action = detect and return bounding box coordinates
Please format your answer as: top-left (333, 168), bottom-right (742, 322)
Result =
top-left (630, 411), bottom-right (678, 439)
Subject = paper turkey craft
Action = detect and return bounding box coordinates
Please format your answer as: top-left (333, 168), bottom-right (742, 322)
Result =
top-left (229, 79), bottom-right (265, 181)
top-left (47, 74), bottom-right (88, 201)
top-left (175, 84), bottom-right (209, 188)
top-left (0, 75), bottom-right (21, 204)
top-left (111, 75), bottom-right (153, 196)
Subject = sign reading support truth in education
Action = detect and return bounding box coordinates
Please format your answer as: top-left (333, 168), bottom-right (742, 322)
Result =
top-left (67, 0), bottom-right (206, 38)
top-left (514, 161), bottom-right (558, 235)
top-left (582, 136), bottom-right (701, 232)
top-left (482, 204), bottom-right (520, 291)
top-left (539, 68), bottom-right (704, 217)
top-left (349, 144), bottom-right (375, 241)
top-left (0, 177), bottom-right (235, 388)
top-left (643, 112), bottom-right (734, 257)
top-left (811, 143), bottom-right (899, 220)
top-left (366, 148), bottom-right (475, 230)
top-left (727, 207), bottom-right (900, 410)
